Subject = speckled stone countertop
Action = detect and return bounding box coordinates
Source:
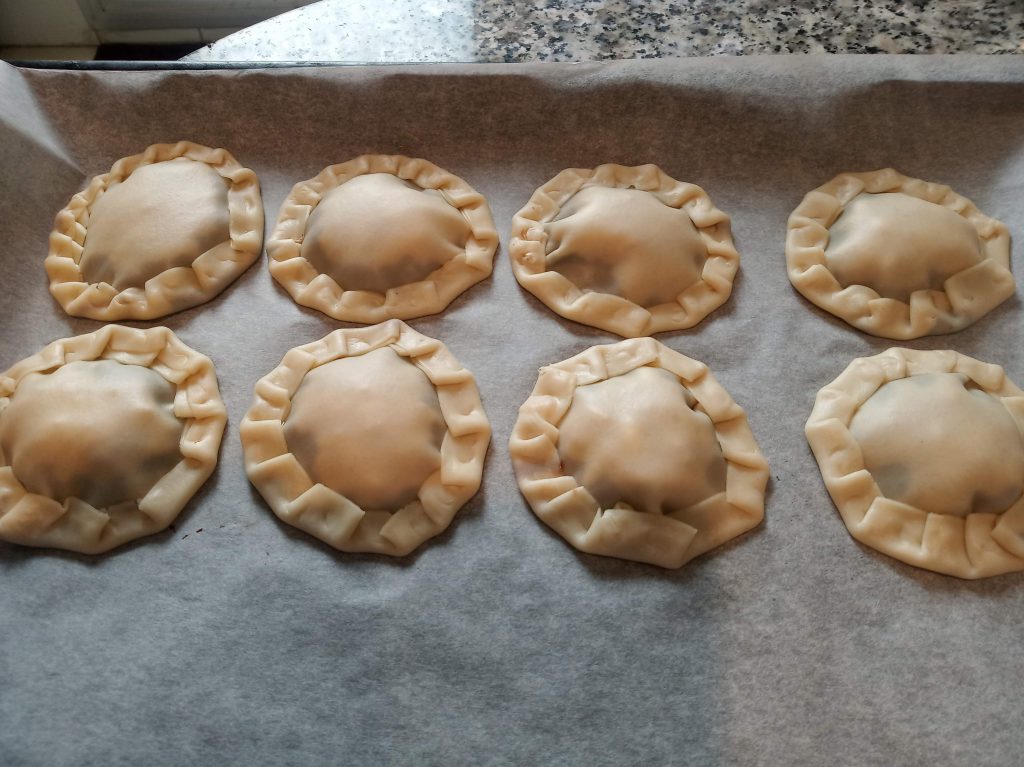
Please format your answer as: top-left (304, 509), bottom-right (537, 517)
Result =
top-left (184, 0), bottom-right (1023, 62)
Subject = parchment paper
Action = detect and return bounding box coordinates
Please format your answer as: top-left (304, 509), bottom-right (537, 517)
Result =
top-left (1, 57), bottom-right (1022, 767)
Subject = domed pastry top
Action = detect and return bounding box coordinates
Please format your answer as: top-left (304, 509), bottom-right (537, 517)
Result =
top-left (268, 155), bottom-right (498, 323)
top-left (850, 373), bottom-right (1024, 518)
top-left (46, 141), bottom-right (264, 321)
top-left (509, 337), bottom-right (768, 569)
top-left (0, 360), bottom-right (183, 510)
top-left (283, 347), bottom-right (445, 512)
top-left (558, 366), bottom-right (726, 515)
top-left (240, 320), bottom-right (490, 556)
top-left (545, 186), bottom-right (707, 308)
top-left (787, 169), bottom-right (1013, 340)
top-left (78, 158), bottom-right (230, 291)
top-left (825, 192), bottom-right (983, 303)
top-left (805, 347), bottom-right (1024, 579)
top-left (510, 164), bottom-right (740, 338)
top-left (0, 325), bottom-right (227, 554)
top-left (301, 174), bottom-right (469, 295)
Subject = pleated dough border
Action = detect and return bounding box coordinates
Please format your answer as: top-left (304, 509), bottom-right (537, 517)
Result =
top-left (509, 164), bottom-right (740, 338)
top-left (509, 338), bottom-right (768, 569)
top-left (786, 168), bottom-right (1013, 340)
top-left (46, 141), bottom-right (265, 321)
top-left (267, 155), bottom-right (498, 323)
top-left (806, 347), bottom-right (1024, 579)
top-left (240, 320), bottom-right (491, 556)
top-left (0, 325), bottom-right (227, 554)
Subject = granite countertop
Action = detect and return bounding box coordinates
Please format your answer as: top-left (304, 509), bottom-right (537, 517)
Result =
top-left (184, 0), bottom-right (1023, 62)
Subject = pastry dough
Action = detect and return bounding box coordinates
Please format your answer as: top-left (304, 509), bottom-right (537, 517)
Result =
top-left (510, 164), bottom-right (739, 338)
top-left (0, 325), bottom-right (227, 554)
top-left (509, 338), bottom-right (768, 568)
top-left (46, 141), bottom-right (264, 321)
top-left (267, 155), bottom-right (498, 323)
top-left (240, 320), bottom-right (490, 556)
top-left (806, 348), bottom-right (1024, 579)
top-left (787, 169), bottom-right (1013, 339)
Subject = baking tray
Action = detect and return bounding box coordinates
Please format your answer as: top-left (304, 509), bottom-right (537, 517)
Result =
top-left (1, 56), bottom-right (1022, 767)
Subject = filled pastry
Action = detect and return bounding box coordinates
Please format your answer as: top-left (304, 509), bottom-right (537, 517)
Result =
top-left (46, 141), bottom-right (264, 320)
top-left (267, 155), bottom-right (498, 323)
top-left (806, 347), bottom-right (1024, 578)
top-left (510, 164), bottom-right (740, 337)
top-left (240, 320), bottom-right (490, 555)
top-left (787, 169), bottom-right (1013, 339)
top-left (509, 338), bottom-right (768, 568)
top-left (0, 326), bottom-right (227, 553)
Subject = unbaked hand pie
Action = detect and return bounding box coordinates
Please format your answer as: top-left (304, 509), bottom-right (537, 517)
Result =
top-left (240, 320), bottom-right (490, 556)
top-left (787, 169), bottom-right (1013, 339)
top-left (509, 338), bottom-right (768, 568)
top-left (806, 347), bottom-right (1024, 579)
top-left (0, 325), bottom-right (227, 554)
top-left (46, 141), bottom-right (264, 320)
top-left (267, 155), bottom-right (498, 323)
top-left (509, 164), bottom-right (740, 338)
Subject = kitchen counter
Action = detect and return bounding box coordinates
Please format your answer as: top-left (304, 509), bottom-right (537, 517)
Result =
top-left (183, 0), bottom-right (1023, 62)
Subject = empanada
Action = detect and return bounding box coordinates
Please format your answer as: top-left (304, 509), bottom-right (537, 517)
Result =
top-left (509, 338), bottom-right (767, 568)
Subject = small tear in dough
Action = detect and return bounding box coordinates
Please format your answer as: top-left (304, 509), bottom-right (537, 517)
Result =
top-left (850, 372), bottom-right (1024, 517)
top-left (284, 346), bottom-right (444, 511)
top-left (545, 185), bottom-right (706, 307)
top-left (0, 359), bottom-right (182, 510)
top-left (826, 192), bottom-right (983, 302)
top-left (78, 157), bottom-right (230, 290)
top-left (301, 173), bottom-right (470, 294)
top-left (558, 366), bottom-right (725, 513)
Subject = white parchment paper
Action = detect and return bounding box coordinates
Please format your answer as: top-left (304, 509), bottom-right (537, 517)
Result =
top-left (1, 57), bottom-right (1022, 767)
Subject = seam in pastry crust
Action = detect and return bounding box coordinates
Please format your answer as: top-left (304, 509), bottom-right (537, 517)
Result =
top-left (786, 168), bottom-right (1013, 340)
top-left (267, 155), bottom-right (498, 323)
top-left (239, 320), bottom-right (491, 556)
top-left (45, 141), bottom-right (265, 321)
top-left (806, 347), bottom-right (1024, 579)
top-left (509, 338), bottom-right (768, 568)
top-left (0, 325), bottom-right (227, 554)
top-left (509, 164), bottom-right (740, 338)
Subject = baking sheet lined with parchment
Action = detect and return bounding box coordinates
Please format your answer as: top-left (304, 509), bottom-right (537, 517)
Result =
top-left (1, 57), bottom-right (1022, 767)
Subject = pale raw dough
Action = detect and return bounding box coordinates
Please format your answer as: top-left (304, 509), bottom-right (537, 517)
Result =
top-left (558, 367), bottom-right (726, 514)
top-left (509, 338), bottom-right (768, 569)
top-left (46, 141), bottom-right (264, 321)
top-left (806, 347), bottom-right (1024, 579)
top-left (268, 155), bottom-right (498, 323)
top-left (510, 164), bottom-right (740, 338)
top-left (302, 174), bottom-right (467, 294)
top-left (546, 186), bottom-right (707, 307)
top-left (787, 169), bottom-right (1013, 339)
top-left (240, 320), bottom-right (490, 556)
top-left (283, 347), bottom-right (444, 511)
top-left (0, 325), bottom-right (227, 554)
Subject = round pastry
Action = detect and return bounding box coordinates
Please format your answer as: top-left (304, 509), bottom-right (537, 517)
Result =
top-left (509, 338), bottom-right (768, 568)
top-left (786, 169), bottom-right (1013, 339)
top-left (509, 164), bottom-right (740, 338)
top-left (46, 141), bottom-right (264, 321)
top-left (0, 326), bottom-right (227, 554)
top-left (806, 347), bottom-right (1024, 579)
top-left (240, 320), bottom-right (490, 556)
top-left (267, 155), bottom-right (498, 323)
